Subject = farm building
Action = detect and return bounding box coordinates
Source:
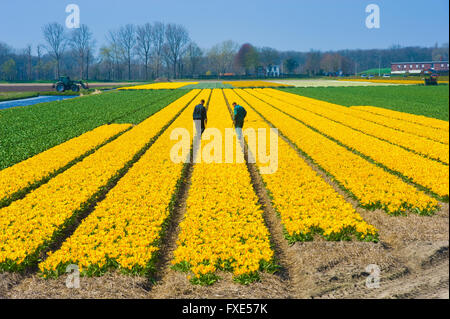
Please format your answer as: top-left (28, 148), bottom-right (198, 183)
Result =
top-left (391, 61), bottom-right (449, 74)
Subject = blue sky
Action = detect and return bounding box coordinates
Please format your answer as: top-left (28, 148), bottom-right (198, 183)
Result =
top-left (0, 0), bottom-right (448, 52)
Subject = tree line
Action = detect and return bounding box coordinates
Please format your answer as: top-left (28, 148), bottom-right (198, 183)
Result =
top-left (0, 21), bottom-right (448, 82)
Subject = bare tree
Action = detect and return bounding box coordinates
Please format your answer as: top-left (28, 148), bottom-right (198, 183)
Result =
top-left (118, 24), bottom-right (136, 80)
top-left (432, 43), bottom-right (449, 61)
top-left (70, 24), bottom-right (93, 80)
top-left (259, 47), bottom-right (280, 67)
top-left (150, 22), bottom-right (166, 79)
top-left (85, 42), bottom-right (96, 81)
top-left (303, 50), bottom-right (322, 76)
top-left (320, 53), bottom-right (337, 74)
top-left (1, 58), bottom-right (16, 81)
top-left (42, 22), bottom-right (67, 78)
top-left (25, 45), bottom-right (32, 80)
top-left (162, 43), bottom-right (173, 78)
top-left (208, 40), bottom-right (238, 77)
top-left (106, 30), bottom-right (124, 80)
top-left (136, 23), bottom-right (153, 80)
top-left (99, 46), bottom-right (114, 80)
top-left (284, 58), bottom-right (299, 74)
top-left (36, 44), bottom-right (43, 80)
top-left (184, 42), bottom-right (203, 76)
top-left (164, 23), bottom-right (189, 78)
top-left (0, 42), bottom-right (12, 65)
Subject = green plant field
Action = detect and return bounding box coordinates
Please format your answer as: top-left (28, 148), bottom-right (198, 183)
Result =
top-left (281, 86), bottom-right (449, 121)
top-left (38, 90), bottom-right (94, 96)
top-left (358, 68), bottom-right (391, 75)
top-left (0, 90), bottom-right (186, 170)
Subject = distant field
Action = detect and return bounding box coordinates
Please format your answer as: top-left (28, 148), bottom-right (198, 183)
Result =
top-left (281, 85), bottom-right (449, 120)
top-left (182, 82), bottom-right (233, 89)
top-left (358, 68), bottom-right (391, 75)
top-left (270, 79), bottom-right (399, 87)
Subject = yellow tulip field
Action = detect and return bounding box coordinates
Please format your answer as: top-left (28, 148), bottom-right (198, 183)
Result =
top-left (0, 87), bottom-right (447, 286)
top-left (172, 89), bottom-right (274, 284)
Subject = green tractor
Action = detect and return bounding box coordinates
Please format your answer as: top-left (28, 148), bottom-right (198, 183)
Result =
top-left (53, 76), bottom-right (89, 92)
top-left (423, 68), bottom-right (439, 86)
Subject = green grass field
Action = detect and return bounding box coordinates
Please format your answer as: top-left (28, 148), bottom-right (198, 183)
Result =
top-left (0, 90), bottom-right (186, 170)
top-left (358, 68), bottom-right (391, 75)
top-left (281, 86), bottom-right (449, 121)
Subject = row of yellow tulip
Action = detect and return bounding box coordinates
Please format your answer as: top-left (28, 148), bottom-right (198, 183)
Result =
top-left (172, 89), bottom-right (274, 284)
top-left (0, 124), bottom-right (131, 204)
top-left (247, 89), bottom-right (449, 198)
top-left (257, 89), bottom-right (449, 164)
top-left (39, 90), bottom-right (210, 277)
top-left (223, 89), bottom-right (378, 242)
top-left (348, 108), bottom-right (449, 145)
top-left (351, 105), bottom-right (449, 132)
top-left (294, 95), bottom-right (448, 145)
top-left (0, 89), bottom-right (200, 271)
top-left (275, 90), bottom-right (448, 145)
top-left (234, 89), bottom-right (438, 214)
top-left (119, 82), bottom-right (198, 90)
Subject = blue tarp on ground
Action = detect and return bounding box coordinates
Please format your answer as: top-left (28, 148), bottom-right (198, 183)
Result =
top-left (0, 95), bottom-right (77, 110)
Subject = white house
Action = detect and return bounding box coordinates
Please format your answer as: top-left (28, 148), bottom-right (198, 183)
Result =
top-left (266, 65), bottom-right (280, 77)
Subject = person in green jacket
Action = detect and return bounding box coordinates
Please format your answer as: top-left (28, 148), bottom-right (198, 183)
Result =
top-left (232, 102), bottom-right (247, 139)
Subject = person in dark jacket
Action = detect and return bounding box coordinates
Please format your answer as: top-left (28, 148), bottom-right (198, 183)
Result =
top-left (232, 102), bottom-right (247, 139)
top-left (193, 99), bottom-right (207, 135)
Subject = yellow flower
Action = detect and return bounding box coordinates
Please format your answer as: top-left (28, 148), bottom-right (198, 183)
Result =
top-left (251, 88), bottom-right (448, 197)
top-left (0, 124), bottom-right (131, 202)
top-left (231, 88), bottom-right (439, 214)
top-left (173, 89), bottom-right (274, 281)
top-left (2, 90), bottom-right (201, 270)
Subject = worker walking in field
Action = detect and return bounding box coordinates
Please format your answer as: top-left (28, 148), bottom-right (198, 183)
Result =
top-left (193, 99), bottom-right (207, 162)
top-left (193, 99), bottom-right (208, 136)
top-left (232, 102), bottom-right (247, 140)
